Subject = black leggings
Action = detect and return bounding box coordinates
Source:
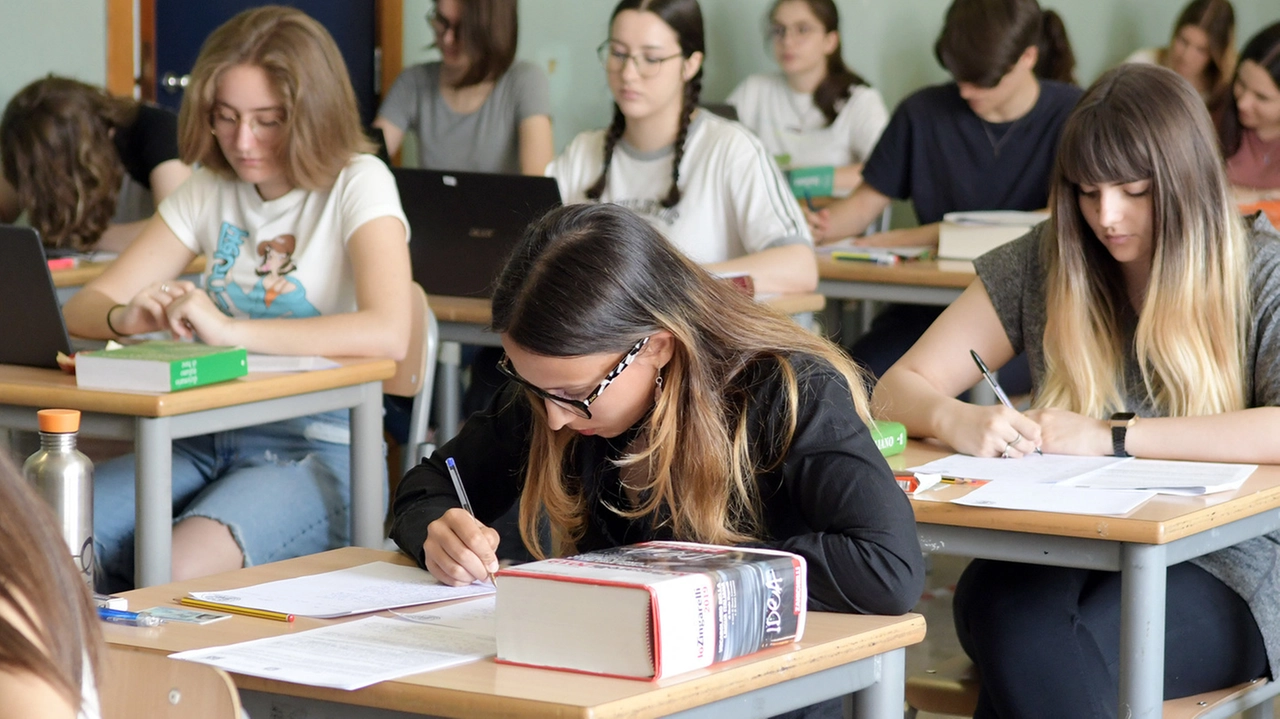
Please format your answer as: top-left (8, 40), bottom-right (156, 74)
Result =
top-left (953, 559), bottom-right (1268, 719)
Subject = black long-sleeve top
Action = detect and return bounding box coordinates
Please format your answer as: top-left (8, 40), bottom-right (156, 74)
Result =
top-left (391, 354), bottom-right (925, 615)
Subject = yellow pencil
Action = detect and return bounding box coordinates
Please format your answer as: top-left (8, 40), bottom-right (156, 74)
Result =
top-left (178, 597), bottom-right (295, 622)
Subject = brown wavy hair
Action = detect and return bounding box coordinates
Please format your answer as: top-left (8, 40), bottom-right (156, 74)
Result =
top-left (178, 5), bottom-right (374, 191)
top-left (1166, 0), bottom-right (1236, 113)
top-left (0, 449), bottom-right (103, 712)
top-left (490, 203), bottom-right (872, 557)
top-left (0, 76), bottom-right (138, 250)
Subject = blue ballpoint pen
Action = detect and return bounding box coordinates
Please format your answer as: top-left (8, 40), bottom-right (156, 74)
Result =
top-left (446, 457), bottom-right (497, 584)
top-left (969, 349), bottom-right (1043, 455)
top-left (97, 607), bottom-right (163, 627)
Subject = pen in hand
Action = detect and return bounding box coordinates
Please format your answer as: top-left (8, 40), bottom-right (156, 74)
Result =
top-left (802, 190), bottom-right (819, 213)
top-left (969, 349), bottom-right (1043, 455)
top-left (445, 457), bottom-right (497, 584)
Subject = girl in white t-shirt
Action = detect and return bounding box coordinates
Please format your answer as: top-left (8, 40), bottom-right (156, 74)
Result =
top-left (547, 0), bottom-right (816, 295)
top-left (728, 0), bottom-right (887, 196)
top-left (64, 6), bottom-right (412, 592)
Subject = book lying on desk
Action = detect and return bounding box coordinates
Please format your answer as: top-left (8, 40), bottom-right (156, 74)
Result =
top-left (75, 341), bottom-right (247, 393)
top-left (938, 210), bottom-right (1049, 260)
top-left (494, 541), bottom-right (806, 680)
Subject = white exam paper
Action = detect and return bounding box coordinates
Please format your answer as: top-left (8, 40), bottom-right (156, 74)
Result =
top-left (189, 561), bottom-right (494, 618)
top-left (398, 595), bottom-right (496, 636)
top-left (908, 453), bottom-right (1128, 484)
top-left (246, 355), bottom-right (342, 373)
top-left (952, 482), bottom-right (1155, 515)
top-left (171, 615), bottom-right (494, 690)
top-left (1065, 459), bottom-right (1256, 495)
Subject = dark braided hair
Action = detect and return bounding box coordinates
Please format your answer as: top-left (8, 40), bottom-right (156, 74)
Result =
top-left (587, 0), bottom-right (705, 208)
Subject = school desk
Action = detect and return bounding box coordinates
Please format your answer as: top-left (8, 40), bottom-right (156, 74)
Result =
top-left (898, 441), bottom-right (1280, 719)
top-left (427, 293), bottom-right (827, 444)
top-left (105, 546), bottom-right (925, 719)
top-left (0, 358), bottom-right (394, 588)
top-left (51, 256), bottom-right (208, 304)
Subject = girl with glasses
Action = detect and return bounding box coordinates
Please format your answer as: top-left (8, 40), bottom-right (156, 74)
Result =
top-left (373, 0), bottom-right (553, 176)
top-left (392, 203), bottom-right (924, 716)
top-left (63, 5), bottom-right (412, 592)
top-left (548, 0), bottom-right (817, 296)
top-left (874, 64), bottom-right (1280, 716)
top-left (726, 0), bottom-right (888, 197)
top-left (0, 76), bottom-right (191, 252)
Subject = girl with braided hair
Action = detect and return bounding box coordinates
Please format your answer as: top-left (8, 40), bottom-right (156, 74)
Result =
top-left (547, 0), bottom-right (816, 295)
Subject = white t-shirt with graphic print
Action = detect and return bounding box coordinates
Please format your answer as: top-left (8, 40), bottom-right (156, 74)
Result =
top-left (546, 111), bottom-right (811, 266)
top-left (158, 154), bottom-right (408, 320)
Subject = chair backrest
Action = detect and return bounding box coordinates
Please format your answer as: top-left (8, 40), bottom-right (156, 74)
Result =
top-left (100, 647), bottom-right (241, 719)
top-left (864, 205), bottom-right (892, 236)
top-left (383, 282), bottom-right (439, 468)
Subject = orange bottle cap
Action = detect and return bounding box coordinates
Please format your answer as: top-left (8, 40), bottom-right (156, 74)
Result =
top-left (37, 409), bottom-right (80, 433)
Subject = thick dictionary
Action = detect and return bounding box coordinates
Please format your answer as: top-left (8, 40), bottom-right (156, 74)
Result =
top-left (495, 541), bottom-right (806, 679)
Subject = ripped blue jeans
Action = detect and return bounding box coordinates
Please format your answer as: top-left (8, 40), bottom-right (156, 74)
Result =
top-left (92, 410), bottom-right (383, 593)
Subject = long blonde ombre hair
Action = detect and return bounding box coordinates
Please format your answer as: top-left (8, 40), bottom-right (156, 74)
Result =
top-left (1039, 64), bottom-right (1250, 418)
top-left (490, 204), bottom-right (870, 558)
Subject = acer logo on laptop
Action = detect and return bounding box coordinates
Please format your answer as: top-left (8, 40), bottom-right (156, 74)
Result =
top-left (468, 227), bottom-right (496, 239)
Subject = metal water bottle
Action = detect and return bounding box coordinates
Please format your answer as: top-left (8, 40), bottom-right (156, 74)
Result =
top-left (23, 409), bottom-right (95, 587)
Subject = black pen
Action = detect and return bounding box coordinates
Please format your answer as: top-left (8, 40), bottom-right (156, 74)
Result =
top-left (969, 349), bottom-right (1042, 455)
top-left (802, 190), bottom-right (819, 213)
top-left (445, 457), bottom-right (496, 584)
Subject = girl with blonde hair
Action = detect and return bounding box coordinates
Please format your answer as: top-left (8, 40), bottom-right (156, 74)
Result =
top-left (874, 63), bottom-right (1280, 715)
top-left (392, 205), bottom-right (924, 715)
top-left (64, 5), bottom-right (412, 591)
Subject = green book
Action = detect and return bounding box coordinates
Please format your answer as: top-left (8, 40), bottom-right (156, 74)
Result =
top-left (869, 420), bottom-right (907, 457)
top-left (75, 341), bottom-right (248, 393)
top-left (787, 165), bottom-right (835, 199)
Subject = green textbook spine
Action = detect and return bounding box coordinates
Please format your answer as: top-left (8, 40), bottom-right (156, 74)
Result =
top-left (870, 420), bottom-right (907, 457)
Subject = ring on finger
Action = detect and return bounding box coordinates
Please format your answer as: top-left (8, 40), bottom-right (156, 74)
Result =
top-left (1001, 446), bottom-right (1011, 459)
top-left (1010, 432), bottom-right (1022, 446)
top-left (160, 283), bottom-right (170, 293)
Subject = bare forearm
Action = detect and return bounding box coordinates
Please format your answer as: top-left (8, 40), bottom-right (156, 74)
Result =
top-left (856, 223), bottom-right (939, 248)
top-left (63, 288), bottom-right (126, 339)
top-left (873, 365), bottom-right (965, 440)
top-left (832, 164), bottom-right (864, 193)
top-left (223, 310), bottom-right (409, 360)
top-left (707, 244), bottom-right (818, 294)
top-left (1125, 408), bottom-right (1280, 463)
top-left (95, 220), bottom-right (149, 252)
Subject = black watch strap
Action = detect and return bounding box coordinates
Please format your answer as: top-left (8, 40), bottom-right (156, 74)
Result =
top-left (1112, 424), bottom-right (1131, 457)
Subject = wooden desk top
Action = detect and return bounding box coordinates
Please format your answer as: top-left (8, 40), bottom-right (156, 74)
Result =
top-left (897, 441), bottom-right (1280, 545)
top-left (429, 293), bottom-right (827, 326)
top-left (818, 257), bottom-right (975, 288)
top-left (0, 357), bottom-right (395, 418)
top-left (51, 256), bottom-right (208, 289)
top-left (108, 547), bottom-right (926, 719)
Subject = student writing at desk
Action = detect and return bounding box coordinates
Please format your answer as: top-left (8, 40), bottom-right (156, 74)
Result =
top-left (806, 0), bottom-right (1081, 385)
top-left (548, 0), bottom-right (817, 296)
top-left (0, 76), bottom-right (191, 252)
top-left (62, 6), bottom-right (412, 592)
top-left (0, 449), bottom-right (104, 719)
top-left (873, 65), bottom-right (1280, 717)
top-left (372, 0), bottom-right (554, 175)
top-left (392, 204), bottom-right (924, 719)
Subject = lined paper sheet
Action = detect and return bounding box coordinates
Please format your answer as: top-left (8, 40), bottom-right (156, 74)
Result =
top-left (908, 454), bottom-right (1129, 484)
top-left (952, 482), bottom-right (1156, 515)
top-left (189, 561), bottom-right (493, 618)
top-left (1065, 459), bottom-right (1256, 495)
top-left (172, 612), bottom-right (495, 690)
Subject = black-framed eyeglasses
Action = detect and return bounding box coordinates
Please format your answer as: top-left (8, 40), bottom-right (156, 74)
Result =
top-left (597, 41), bottom-right (684, 78)
top-left (497, 337), bottom-right (650, 420)
top-left (428, 7), bottom-right (457, 37)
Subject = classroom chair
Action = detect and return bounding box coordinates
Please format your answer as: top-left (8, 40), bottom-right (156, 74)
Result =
top-left (903, 655), bottom-right (1275, 719)
top-left (100, 646), bottom-right (242, 719)
top-left (383, 282), bottom-right (439, 472)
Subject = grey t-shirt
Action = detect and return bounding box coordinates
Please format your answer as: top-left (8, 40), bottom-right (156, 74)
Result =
top-left (975, 213), bottom-right (1280, 677)
top-left (377, 60), bottom-right (550, 174)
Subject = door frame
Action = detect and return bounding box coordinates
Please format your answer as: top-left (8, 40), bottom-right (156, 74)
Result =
top-left (105, 0), bottom-right (403, 101)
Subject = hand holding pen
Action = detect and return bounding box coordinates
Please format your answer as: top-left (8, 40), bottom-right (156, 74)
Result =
top-left (421, 458), bottom-right (499, 586)
top-left (969, 349), bottom-right (1043, 457)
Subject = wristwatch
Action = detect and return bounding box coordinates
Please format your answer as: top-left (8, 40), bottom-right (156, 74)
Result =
top-left (1109, 412), bottom-right (1137, 457)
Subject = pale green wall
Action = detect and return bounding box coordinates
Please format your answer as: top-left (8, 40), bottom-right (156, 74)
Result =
top-left (401, 0), bottom-right (1279, 152)
top-left (0, 0), bottom-right (108, 110)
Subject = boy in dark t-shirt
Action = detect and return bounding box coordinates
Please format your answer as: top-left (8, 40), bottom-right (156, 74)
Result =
top-left (808, 0), bottom-right (1083, 384)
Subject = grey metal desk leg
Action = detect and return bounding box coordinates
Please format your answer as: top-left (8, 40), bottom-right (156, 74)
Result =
top-left (1119, 542), bottom-right (1168, 719)
top-left (434, 341), bottom-right (462, 445)
top-left (134, 417), bottom-right (173, 588)
top-left (822, 298), bottom-right (844, 343)
top-left (350, 382), bottom-right (384, 548)
top-left (852, 648), bottom-right (905, 719)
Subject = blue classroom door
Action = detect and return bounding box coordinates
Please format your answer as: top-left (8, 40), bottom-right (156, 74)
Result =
top-left (152, 0), bottom-right (378, 126)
